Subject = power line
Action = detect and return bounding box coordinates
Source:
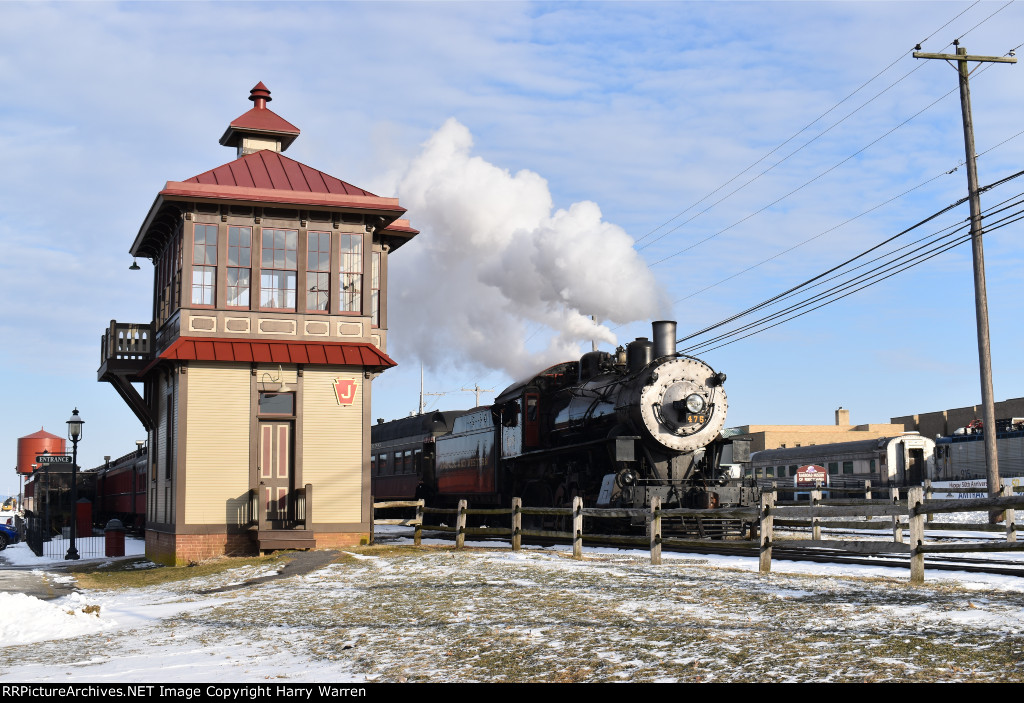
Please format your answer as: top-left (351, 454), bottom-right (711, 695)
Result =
top-left (633, 3), bottom-right (994, 253)
top-left (684, 205), bottom-right (1024, 356)
top-left (676, 170), bottom-right (1024, 351)
top-left (668, 125), bottom-right (1024, 308)
top-left (649, 82), bottom-right (964, 268)
top-left (684, 191), bottom-right (1024, 352)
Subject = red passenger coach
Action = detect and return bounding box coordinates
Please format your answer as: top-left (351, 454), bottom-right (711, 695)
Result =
top-left (90, 447), bottom-right (148, 531)
top-left (434, 409), bottom-right (498, 497)
top-left (370, 411), bottom-right (467, 501)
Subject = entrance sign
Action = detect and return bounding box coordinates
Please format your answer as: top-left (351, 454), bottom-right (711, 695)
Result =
top-left (36, 454), bottom-right (72, 464)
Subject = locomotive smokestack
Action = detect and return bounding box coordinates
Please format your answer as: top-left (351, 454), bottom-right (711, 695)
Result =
top-left (652, 320), bottom-right (677, 359)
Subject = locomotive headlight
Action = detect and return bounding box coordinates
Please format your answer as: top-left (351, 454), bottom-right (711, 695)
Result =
top-left (685, 394), bottom-right (706, 414)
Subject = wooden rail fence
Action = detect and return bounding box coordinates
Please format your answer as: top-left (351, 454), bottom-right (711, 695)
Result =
top-left (373, 485), bottom-right (1024, 583)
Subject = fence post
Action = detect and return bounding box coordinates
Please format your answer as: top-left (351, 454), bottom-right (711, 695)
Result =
top-left (572, 496), bottom-right (583, 558)
top-left (455, 499), bottom-right (467, 549)
top-left (924, 479), bottom-right (933, 523)
top-left (864, 479), bottom-right (872, 501)
top-left (650, 495), bottom-right (662, 566)
top-left (908, 486), bottom-right (925, 584)
top-left (512, 497), bottom-right (522, 551)
top-left (890, 487), bottom-right (902, 543)
top-left (759, 491), bottom-right (774, 574)
top-left (1002, 486), bottom-right (1017, 543)
top-left (367, 495), bottom-right (374, 546)
top-left (810, 488), bottom-right (821, 541)
top-left (414, 499), bottom-right (423, 546)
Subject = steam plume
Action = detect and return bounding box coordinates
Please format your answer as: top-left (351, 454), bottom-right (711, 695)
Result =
top-left (390, 118), bottom-right (667, 378)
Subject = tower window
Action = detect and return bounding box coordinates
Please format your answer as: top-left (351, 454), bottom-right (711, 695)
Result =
top-left (307, 231), bottom-right (331, 312)
top-left (227, 226), bottom-right (251, 307)
top-left (340, 234), bottom-right (362, 313)
top-left (261, 229), bottom-right (297, 310)
top-left (191, 223), bottom-right (217, 306)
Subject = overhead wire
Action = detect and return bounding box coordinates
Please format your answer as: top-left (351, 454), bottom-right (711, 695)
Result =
top-left (648, 81), bottom-right (964, 268)
top-left (685, 205), bottom-right (1024, 355)
top-left (632, 2), bottom-right (984, 250)
top-left (668, 124), bottom-right (1024, 309)
top-left (683, 185), bottom-right (1024, 351)
top-left (677, 172), bottom-right (1024, 353)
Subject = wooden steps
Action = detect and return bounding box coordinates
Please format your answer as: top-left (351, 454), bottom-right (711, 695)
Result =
top-left (257, 529), bottom-right (316, 551)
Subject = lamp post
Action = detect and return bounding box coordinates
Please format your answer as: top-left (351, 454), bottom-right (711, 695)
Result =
top-left (65, 408), bottom-right (84, 560)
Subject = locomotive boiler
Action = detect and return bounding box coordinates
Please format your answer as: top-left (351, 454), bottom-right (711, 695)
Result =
top-left (371, 320), bottom-right (754, 520)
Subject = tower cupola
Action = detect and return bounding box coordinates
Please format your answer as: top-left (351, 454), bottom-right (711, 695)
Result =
top-left (218, 82), bottom-right (301, 157)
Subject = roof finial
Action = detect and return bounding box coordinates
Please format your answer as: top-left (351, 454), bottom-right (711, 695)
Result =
top-left (249, 82), bottom-right (272, 110)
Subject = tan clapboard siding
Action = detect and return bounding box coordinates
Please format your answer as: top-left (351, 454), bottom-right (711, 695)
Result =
top-left (255, 364), bottom-right (298, 385)
top-left (184, 363), bottom-right (250, 525)
top-left (302, 368), bottom-right (363, 523)
top-left (155, 374), bottom-right (169, 524)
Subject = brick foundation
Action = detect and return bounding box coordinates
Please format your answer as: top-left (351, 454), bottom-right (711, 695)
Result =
top-left (145, 530), bottom-right (371, 564)
top-left (314, 532), bottom-right (370, 549)
top-left (146, 531), bottom-right (255, 566)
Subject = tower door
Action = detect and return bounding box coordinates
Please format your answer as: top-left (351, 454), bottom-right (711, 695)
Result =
top-left (259, 421), bottom-right (293, 527)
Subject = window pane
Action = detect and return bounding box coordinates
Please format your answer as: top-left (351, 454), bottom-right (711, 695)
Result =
top-left (307, 272), bottom-right (329, 311)
top-left (258, 392), bottom-right (294, 415)
top-left (261, 270), bottom-right (296, 309)
top-left (193, 224), bottom-right (218, 267)
top-left (228, 226), bottom-right (251, 267)
top-left (191, 266), bottom-right (214, 305)
top-left (227, 268), bottom-right (250, 307)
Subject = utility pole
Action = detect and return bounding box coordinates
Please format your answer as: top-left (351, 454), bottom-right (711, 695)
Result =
top-left (913, 43), bottom-right (1016, 515)
top-left (460, 384), bottom-right (496, 407)
top-left (418, 363), bottom-right (446, 415)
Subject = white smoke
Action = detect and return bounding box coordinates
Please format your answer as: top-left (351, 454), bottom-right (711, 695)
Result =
top-left (390, 118), bottom-right (668, 379)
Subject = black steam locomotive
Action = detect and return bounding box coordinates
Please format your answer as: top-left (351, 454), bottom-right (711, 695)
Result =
top-left (371, 321), bottom-right (754, 521)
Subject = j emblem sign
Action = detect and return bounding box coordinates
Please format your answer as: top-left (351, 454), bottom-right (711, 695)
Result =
top-left (333, 378), bottom-right (357, 406)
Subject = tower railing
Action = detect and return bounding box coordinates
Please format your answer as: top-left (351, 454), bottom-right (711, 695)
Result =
top-left (100, 321), bottom-right (153, 365)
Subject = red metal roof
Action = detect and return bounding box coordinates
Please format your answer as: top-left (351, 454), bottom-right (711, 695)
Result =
top-left (156, 337), bottom-right (396, 368)
top-left (183, 150), bottom-right (377, 197)
top-left (219, 82), bottom-right (301, 152)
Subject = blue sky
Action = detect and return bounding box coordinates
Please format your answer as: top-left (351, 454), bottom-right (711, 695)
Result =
top-left (1, 1), bottom-right (1023, 495)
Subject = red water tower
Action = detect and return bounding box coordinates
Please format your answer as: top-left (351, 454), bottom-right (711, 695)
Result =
top-left (16, 428), bottom-right (65, 475)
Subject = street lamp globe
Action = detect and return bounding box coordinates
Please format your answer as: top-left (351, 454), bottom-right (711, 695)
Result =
top-left (67, 408), bottom-right (84, 441)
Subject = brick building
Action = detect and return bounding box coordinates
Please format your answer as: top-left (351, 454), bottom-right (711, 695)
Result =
top-left (729, 407), bottom-right (907, 453)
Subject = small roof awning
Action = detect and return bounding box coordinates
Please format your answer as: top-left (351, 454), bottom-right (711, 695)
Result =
top-left (149, 337), bottom-right (396, 371)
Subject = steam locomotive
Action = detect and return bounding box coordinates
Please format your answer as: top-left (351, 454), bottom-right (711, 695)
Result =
top-left (371, 321), bottom-right (755, 522)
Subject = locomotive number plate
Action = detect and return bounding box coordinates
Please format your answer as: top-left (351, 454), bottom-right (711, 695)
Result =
top-left (685, 413), bottom-right (706, 424)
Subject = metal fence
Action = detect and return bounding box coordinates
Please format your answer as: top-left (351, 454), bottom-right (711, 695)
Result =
top-left (24, 516), bottom-right (106, 560)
